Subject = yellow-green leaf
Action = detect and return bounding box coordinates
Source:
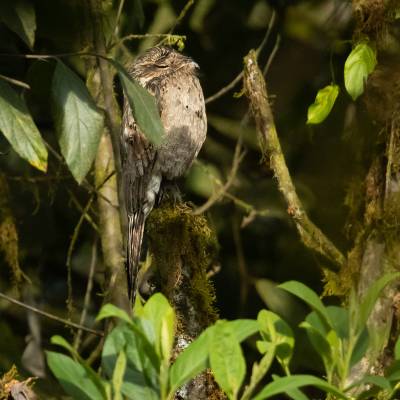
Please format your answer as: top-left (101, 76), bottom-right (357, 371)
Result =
top-left (307, 84), bottom-right (339, 125)
top-left (0, 80), bottom-right (47, 171)
top-left (344, 42), bottom-right (377, 101)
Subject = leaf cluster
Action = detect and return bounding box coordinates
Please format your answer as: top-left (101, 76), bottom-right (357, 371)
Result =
top-left (47, 274), bottom-right (400, 400)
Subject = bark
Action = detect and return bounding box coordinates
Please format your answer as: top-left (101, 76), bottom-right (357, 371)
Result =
top-left (146, 202), bottom-right (224, 399)
top-left (346, 0), bottom-right (400, 383)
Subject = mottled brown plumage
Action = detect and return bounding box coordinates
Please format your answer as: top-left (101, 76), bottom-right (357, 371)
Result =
top-left (121, 46), bottom-right (207, 304)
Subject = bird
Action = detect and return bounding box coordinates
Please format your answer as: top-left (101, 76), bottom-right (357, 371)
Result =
top-left (121, 46), bottom-right (207, 305)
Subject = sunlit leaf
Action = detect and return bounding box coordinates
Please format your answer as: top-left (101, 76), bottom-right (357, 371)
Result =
top-left (0, 0), bottom-right (36, 49)
top-left (139, 293), bottom-right (175, 361)
top-left (0, 79), bottom-right (47, 171)
top-left (96, 304), bottom-right (133, 325)
top-left (52, 60), bottom-right (104, 184)
top-left (307, 84), bottom-right (339, 124)
top-left (344, 42), bottom-right (377, 100)
top-left (111, 60), bottom-right (165, 146)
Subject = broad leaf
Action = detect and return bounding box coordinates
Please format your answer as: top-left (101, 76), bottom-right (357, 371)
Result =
top-left (46, 351), bottom-right (105, 400)
top-left (169, 318), bottom-right (258, 394)
top-left (102, 324), bottom-right (160, 396)
top-left (307, 84), bottom-right (339, 124)
top-left (344, 42), bottom-right (377, 100)
top-left (0, 0), bottom-right (36, 49)
top-left (52, 60), bottom-right (104, 184)
top-left (111, 60), bottom-right (165, 146)
top-left (279, 281), bottom-right (332, 328)
top-left (253, 375), bottom-right (347, 400)
top-left (209, 321), bottom-right (246, 400)
top-left (97, 303), bottom-right (133, 325)
top-left (0, 79), bottom-right (47, 171)
top-left (169, 326), bottom-right (214, 393)
top-left (139, 293), bottom-right (175, 360)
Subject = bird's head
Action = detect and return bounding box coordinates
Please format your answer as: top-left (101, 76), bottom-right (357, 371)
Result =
top-left (130, 46), bottom-right (199, 79)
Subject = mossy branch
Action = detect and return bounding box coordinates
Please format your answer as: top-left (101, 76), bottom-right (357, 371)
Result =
top-left (243, 50), bottom-right (345, 270)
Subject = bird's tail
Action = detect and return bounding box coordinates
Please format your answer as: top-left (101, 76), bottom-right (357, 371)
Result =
top-left (126, 211), bottom-right (146, 306)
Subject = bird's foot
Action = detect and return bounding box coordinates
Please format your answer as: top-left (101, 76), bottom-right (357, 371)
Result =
top-left (158, 180), bottom-right (182, 206)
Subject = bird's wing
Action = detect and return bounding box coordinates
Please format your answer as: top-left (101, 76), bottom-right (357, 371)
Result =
top-left (121, 86), bottom-right (158, 304)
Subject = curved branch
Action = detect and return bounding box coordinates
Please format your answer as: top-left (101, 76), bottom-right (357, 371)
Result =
top-left (243, 50), bottom-right (345, 270)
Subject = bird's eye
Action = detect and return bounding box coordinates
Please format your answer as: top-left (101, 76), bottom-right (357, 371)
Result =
top-left (155, 64), bottom-right (168, 68)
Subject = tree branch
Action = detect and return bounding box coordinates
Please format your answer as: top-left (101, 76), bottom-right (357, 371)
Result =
top-left (243, 50), bottom-right (345, 270)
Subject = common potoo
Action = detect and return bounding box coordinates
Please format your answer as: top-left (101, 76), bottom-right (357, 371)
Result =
top-left (121, 46), bottom-right (207, 304)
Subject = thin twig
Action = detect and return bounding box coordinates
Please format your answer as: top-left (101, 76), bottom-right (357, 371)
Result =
top-left (110, 34), bottom-right (186, 50)
top-left (168, 0), bottom-right (196, 35)
top-left (262, 34), bottom-right (281, 76)
top-left (112, 0), bottom-right (126, 45)
top-left (66, 194), bottom-right (95, 318)
top-left (205, 10), bottom-right (276, 105)
top-left (243, 50), bottom-right (345, 270)
top-left (0, 74), bottom-right (30, 90)
top-left (73, 238), bottom-right (98, 350)
top-left (193, 139), bottom-right (246, 215)
top-left (0, 292), bottom-right (103, 336)
top-left (68, 190), bottom-right (100, 233)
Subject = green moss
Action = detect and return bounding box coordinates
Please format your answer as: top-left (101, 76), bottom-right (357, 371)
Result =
top-left (147, 202), bottom-right (219, 330)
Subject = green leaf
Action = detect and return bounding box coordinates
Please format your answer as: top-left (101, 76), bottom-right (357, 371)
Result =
top-left (46, 351), bottom-right (105, 400)
top-left (278, 281), bottom-right (332, 328)
top-left (97, 303), bottom-right (133, 325)
top-left (112, 351), bottom-right (127, 400)
top-left (271, 375), bottom-right (309, 400)
top-left (52, 60), bottom-right (104, 184)
top-left (169, 326), bottom-right (214, 394)
top-left (140, 293), bottom-right (175, 360)
top-left (357, 273), bottom-right (400, 331)
top-left (51, 335), bottom-right (79, 359)
top-left (0, 79), bottom-right (47, 171)
top-left (344, 42), bottom-right (377, 101)
top-left (111, 60), bottom-right (165, 147)
top-left (50, 336), bottom-right (109, 397)
top-left (253, 375), bottom-right (347, 400)
top-left (209, 321), bottom-right (246, 400)
top-left (169, 319), bottom-right (257, 395)
top-left (0, 0), bottom-right (36, 49)
top-left (254, 278), bottom-right (307, 326)
top-left (229, 319), bottom-right (260, 342)
top-left (307, 84), bottom-right (339, 124)
top-left (300, 318), bottom-right (333, 369)
top-left (258, 310), bottom-right (294, 370)
top-left (102, 324), bottom-right (160, 396)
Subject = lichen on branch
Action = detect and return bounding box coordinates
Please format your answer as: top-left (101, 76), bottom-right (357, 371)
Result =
top-left (243, 50), bottom-right (345, 270)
